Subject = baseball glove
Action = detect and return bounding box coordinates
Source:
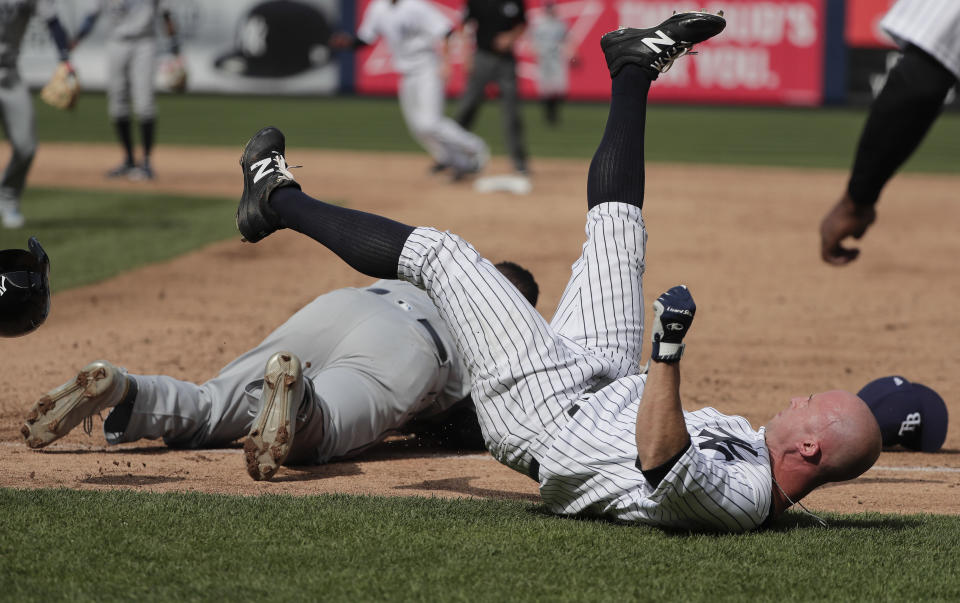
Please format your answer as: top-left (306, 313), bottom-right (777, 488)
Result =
top-left (158, 54), bottom-right (188, 93)
top-left (40, 63), bottom-right (79, 110)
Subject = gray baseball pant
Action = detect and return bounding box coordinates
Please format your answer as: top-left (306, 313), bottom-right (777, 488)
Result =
top-left (455, 50), bottom-right (527, 172)
top-left (0, 67), bottom-right (36, 208)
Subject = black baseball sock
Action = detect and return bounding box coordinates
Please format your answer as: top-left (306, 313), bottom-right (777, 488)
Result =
top-left (114, 117), bottom-right (135, 165)
top-left (847, 45), bottom-right (956, 208)
top-left (586, 64), bottom-right (651, 209)
top-left (140, 119), bottom-right (155, 163)
top-left (101, 377), bottom-right (139, 436)
top-left (270, 187), bottom-right (414, 279)
top-left (544, 97), bottom-right (560, 124)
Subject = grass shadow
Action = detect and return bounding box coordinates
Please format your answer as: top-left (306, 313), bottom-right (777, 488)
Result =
top-left (80, 474), bottom-right (186, 486)
top-left (394, 476), bottom-right (540, 502)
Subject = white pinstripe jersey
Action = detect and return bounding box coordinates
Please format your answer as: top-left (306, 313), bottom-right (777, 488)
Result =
top-left (540, 383), bottom-right (772, 532)
top-left (881, 0), bottom-right (960, 80)
top-left (398, 202), bottom-right (774, 532)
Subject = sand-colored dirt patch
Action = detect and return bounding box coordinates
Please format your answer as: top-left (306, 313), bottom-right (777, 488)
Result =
top-left (1, 143), bottom-right (958, 516)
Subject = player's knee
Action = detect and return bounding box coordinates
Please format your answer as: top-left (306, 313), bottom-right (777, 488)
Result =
top-left (410, 121), bottom-right (440, 141)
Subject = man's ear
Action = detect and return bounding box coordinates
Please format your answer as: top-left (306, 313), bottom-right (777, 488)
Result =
top-left (799, 439), bottom-right (821, 461)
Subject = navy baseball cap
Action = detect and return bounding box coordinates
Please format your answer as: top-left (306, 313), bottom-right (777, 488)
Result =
top-left (857, 376), bottom-right (948, 452)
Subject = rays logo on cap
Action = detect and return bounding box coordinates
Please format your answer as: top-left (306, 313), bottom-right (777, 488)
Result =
top-left (858, 376), bottom-right (948, 452)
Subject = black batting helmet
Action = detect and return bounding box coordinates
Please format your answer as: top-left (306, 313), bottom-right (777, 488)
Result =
top-left (0, 237), bottom-right (51, 337)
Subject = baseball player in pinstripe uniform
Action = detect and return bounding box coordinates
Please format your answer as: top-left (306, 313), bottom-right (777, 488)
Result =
top-left (0, 0), bottom-right (72, 228)
top-left (233, 11), bottom-right (882, 531)
top-left (22, 267), bottom-right (537, 481)
top-left (820, 0), bottom-right (960, 265)
top-left (330, 0), bottom-right (489, 180)
top-left (72, 0), bottom-right (182, 181)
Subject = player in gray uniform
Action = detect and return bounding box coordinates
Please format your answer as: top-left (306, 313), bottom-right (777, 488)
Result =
top-left (231, 11), bottom-right (883, 532)
top-left (819, 0), bottom-right (960, 265)
top-left (530, 0), bottom-right (571, 125)
top-left (72, 0), bottom-right (181, 180)
top-left (0, 0), bottom-right (71, 228)
top-left (22, 266), bottom-right (538, 481)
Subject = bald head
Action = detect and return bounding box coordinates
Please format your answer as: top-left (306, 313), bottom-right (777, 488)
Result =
top-left (766, 390), bottom-right (882, 486)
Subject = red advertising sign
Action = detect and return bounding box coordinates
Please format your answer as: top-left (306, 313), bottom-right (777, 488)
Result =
top-left (355, 0), bottom-right (825, 105)
top-left (845, 0), bottom-right (897, 48)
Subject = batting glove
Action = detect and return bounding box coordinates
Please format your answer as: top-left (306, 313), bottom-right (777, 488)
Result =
top-left (650, 285), bottom-right (696, 363)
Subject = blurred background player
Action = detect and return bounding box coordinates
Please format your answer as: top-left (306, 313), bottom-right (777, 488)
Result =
top-left (330, 0), bottom-right (489, 181)
top-left (819, 0), bottom-right (960, 265)
top-left (530, 0), bottom-right (573, 126)
top-left (71, 0), bottom-right (182, 181)
top-left (456, 0), bottom-right (528, 176)
top-left (0, 0), bottom-right (72, 229)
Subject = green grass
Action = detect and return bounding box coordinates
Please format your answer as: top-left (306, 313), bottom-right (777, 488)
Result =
top-left (0, 188), bottom-right (237, 291)
top-left (1, 488), bottom-right (958, 602)
top-left (35, 92), bottom-right (960, 173)
top-left (7, 94), bottom-right (960, 601)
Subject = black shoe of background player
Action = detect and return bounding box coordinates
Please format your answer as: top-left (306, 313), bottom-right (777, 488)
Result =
top-left (236, 126), bottom-right (301, 243)
top-left (601, 11), bottom-right (726, 79)
top-left (429, 161), bottom-right (449, 175)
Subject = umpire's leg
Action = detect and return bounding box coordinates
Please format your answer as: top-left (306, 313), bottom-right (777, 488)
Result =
top-left (455, 50), bottom-right (497, 130)
top-left (494, 55), bottom-right (528, 173)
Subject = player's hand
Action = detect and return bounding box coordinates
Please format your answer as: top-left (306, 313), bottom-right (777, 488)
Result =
top-left (819, 194), bottom-right (876, 266)
top-left (650, 285), bottom-right (695, 363)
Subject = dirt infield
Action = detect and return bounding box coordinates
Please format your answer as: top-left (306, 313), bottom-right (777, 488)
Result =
top-left (1, 143), bottom-right (958, 516)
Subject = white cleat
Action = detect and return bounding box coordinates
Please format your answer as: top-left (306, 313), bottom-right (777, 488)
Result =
top-left (22, 361), bottom-right (130, 449)
top-left (243, 352), bottom-right (304, 481)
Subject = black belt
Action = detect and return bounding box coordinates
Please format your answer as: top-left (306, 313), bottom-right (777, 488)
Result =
top-left (367, 287), bottom-right (448, 364)
top-left (417, 318), bottom-right (448, 365)
top-left (527, 404), bottom-right (580, 482)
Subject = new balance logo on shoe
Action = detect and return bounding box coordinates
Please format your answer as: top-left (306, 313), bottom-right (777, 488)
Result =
top-left (251, 157), bottom-right (275, 184)
top-left (641, 30), bottom-right (676, 52)
top-left (0, 275), bottom-right (7, 296)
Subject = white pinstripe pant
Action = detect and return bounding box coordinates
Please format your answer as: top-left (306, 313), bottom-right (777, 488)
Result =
top-left (398, 202), bottom-right (647, 475)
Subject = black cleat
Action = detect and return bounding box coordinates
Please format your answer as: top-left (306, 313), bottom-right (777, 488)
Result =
top-left (236, 126), bottom-right (301, 243)
top-left (601, 11), bottom-right (726, 78)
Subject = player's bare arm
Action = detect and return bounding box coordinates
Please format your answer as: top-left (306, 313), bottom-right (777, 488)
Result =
top-left (635, 285), bottom-right (697, 469)
top-left (635, 360), bottom-right (690, 469)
